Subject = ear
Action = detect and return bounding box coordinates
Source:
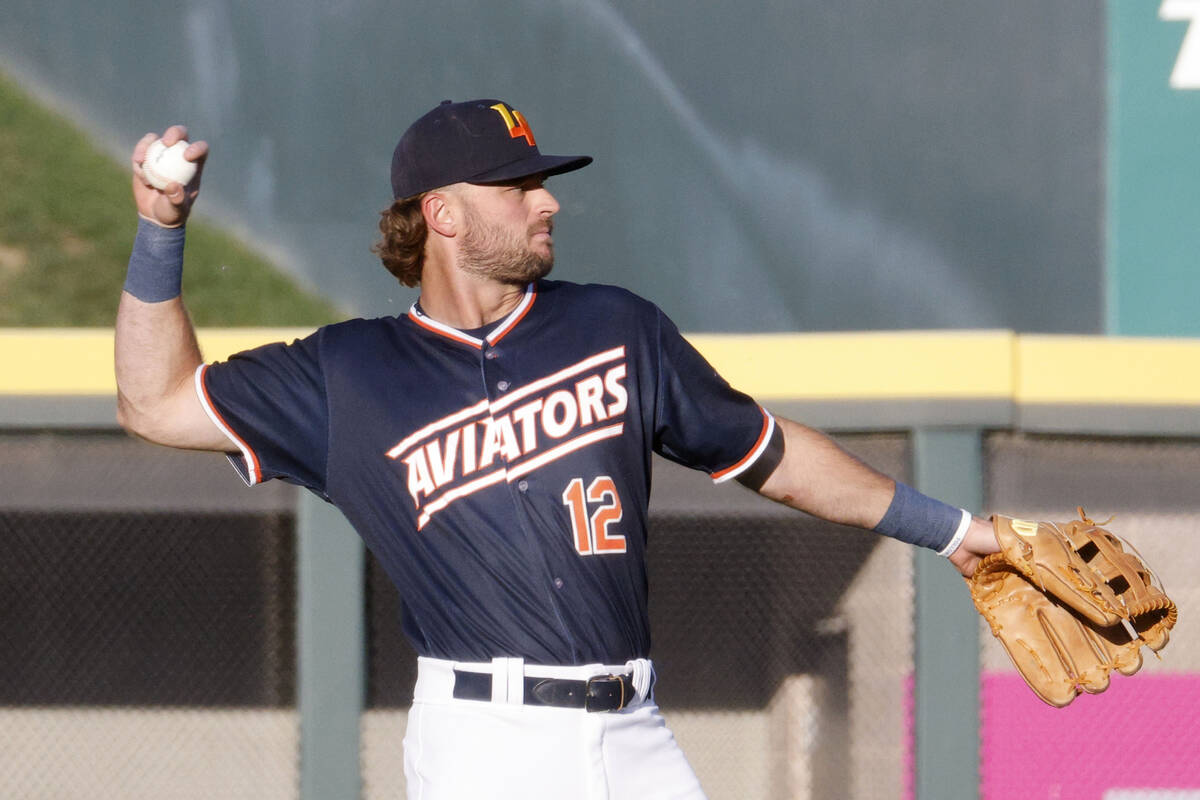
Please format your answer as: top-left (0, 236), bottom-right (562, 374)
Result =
top-left (422, 191), bottom-right (457, 238)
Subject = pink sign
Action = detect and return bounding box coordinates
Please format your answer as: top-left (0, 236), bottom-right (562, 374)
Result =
top-left (980, 672), bottom-right (1200, 800)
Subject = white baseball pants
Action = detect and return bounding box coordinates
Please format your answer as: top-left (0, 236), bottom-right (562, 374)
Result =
top-left (402, 657), bottom-right (707, 800)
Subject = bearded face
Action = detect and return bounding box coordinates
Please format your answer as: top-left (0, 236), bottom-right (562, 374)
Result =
top-left (456, 195), bottom-right (555, 285)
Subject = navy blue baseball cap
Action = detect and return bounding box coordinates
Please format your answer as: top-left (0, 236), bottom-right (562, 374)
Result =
top-left (390, 99), bottom-right (593, 200)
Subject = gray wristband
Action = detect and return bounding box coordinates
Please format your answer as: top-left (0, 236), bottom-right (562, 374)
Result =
top-left (874, 481), bottom-right (971, 555)
top-left (124, 218), bottom-right (185, 302)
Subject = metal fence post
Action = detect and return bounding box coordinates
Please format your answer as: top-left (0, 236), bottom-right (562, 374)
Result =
top-left (911, 428), bottom-right (983, 800)
top-left (297, 492), bottom-right (365, 800)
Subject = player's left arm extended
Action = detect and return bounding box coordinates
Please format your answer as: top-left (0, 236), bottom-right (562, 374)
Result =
top-left (757, 416), bottom-right (997, 575)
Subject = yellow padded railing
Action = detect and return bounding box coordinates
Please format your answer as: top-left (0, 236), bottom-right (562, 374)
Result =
top-left (2, 329), bottom-right (1199, 406)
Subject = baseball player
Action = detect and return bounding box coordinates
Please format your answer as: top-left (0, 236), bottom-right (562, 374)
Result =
top-left (115, 99), bottom-right (1000, 799)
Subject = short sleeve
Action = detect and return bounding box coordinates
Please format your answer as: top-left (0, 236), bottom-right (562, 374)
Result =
top-left (196, 332), bottom-right (329, 493)
top-left (651, 308), bottom-right (775, 483)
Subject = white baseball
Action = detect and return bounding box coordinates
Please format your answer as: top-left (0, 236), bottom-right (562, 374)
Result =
top-left (143, 139), bottom-right (198, 190)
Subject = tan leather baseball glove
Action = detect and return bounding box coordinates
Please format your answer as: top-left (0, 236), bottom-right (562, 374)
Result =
top-left (967, 508), bottom-right (1177, 707)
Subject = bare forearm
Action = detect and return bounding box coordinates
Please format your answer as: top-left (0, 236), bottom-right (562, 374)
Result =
top-left (114, 292), bottom-right (203, 437)
top-left (758, 416), bottom-right (1000, 575)
top-left (757, 417), bottom-right (894, 529)
top-left (114, 126), bottom-right (228, 450)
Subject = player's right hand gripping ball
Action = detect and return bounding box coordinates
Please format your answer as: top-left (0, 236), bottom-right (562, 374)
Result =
top-left (967, 509), bottom-right (1177, 707)
top-left (143, 139), bottom-right (198, 190)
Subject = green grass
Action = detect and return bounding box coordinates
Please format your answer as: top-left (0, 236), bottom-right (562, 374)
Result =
top-left (0, 70), bottom-right (342, 327)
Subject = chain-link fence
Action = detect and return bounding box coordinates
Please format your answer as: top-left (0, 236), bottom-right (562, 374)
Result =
top-left (0, 432), bottom-right (299, 800)
top-left (3, 428), bottom-right (1198, 799)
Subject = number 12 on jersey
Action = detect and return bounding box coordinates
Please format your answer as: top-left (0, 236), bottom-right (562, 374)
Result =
top-left (562, 476), bottom-right (626, 555)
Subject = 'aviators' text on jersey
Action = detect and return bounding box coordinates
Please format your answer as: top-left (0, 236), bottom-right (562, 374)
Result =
top-left (387, 346), bottom-right (629, 529)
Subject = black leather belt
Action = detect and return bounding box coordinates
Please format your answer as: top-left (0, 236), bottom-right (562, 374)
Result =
top-left (451, 668), bottom-right (641, 712)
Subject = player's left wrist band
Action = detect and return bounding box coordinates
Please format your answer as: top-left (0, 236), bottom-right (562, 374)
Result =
top-left (873, 481), bottom-right (972, 556)
top-left (124, 217), bottom-right (185, 302)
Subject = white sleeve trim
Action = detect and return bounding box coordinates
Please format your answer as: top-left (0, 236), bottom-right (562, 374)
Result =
top-left (712, 410), bottom-right (776, 484)
top-left (194, 364), bottom-right (262, 486)
top-left (937, 509), bottom-right (974, 557)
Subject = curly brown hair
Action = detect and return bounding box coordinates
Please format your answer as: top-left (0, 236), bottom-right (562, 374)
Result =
top-left (372, 195), bottom-right (428, 287)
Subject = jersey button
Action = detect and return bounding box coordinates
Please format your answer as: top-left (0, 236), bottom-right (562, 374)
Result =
top-left (497, 380), bottom-right (510, 391)
top-left (485, 350), bottom-right (499, 360)
top-left (517, 480), bottom-right (529, 492)
top-left (553, 577), bottom-right (564, 589)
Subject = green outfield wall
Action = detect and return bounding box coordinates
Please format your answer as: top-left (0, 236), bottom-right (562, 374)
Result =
top-left (5, 5), bottom-right (1196, 335)
top-left (1109, 0), bottom-right (1200, 336)
top-left (0, 1), bottom-right (1107, 333)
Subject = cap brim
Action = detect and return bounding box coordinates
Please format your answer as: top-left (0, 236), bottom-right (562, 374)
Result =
top-left (468, 154), bottom-right (593, 185)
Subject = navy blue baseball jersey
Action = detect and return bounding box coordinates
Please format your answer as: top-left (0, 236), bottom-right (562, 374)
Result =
top-left (197, 279), bottom-right (776, 665)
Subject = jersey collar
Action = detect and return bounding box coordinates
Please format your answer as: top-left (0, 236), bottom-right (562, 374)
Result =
top-left (407, 282), bottom-right (537, 349)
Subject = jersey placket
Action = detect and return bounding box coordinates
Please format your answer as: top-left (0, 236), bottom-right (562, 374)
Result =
top-left (478, 339), bottom-right (582, 660)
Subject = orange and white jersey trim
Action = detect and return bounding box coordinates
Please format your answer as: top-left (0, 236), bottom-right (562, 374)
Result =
top-left (407, 283), bottom-right (537, 349)
top-left (710, 408), bottom-right (775, 484)
top-left (195, 364), bottom-right (263, 486)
